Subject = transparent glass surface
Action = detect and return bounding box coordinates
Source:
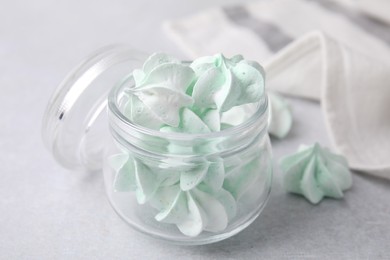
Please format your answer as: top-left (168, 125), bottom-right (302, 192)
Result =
top-left (103, 75), bottom-right (273, 245)
top-left (42, 46), bottom-right (147, 171)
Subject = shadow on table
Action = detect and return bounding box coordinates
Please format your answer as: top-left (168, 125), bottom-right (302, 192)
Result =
top-left (195, 195), bottom-right (313, 254)
top-left (353, 170), bottom-right (390, 187)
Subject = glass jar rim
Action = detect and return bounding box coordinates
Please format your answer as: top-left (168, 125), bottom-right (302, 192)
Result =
top-left (107, 77), bottom-right (268, 141)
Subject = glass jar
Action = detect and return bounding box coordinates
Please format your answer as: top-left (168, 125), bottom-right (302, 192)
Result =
top-left (42, 45), bottom-right (272, 245)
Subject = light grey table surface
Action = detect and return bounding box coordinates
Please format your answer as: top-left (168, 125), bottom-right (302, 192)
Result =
top-left (1, 0), bottom-right (389, 259)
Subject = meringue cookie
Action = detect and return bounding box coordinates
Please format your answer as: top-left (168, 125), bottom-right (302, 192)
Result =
top-left (110, 154), bottom-right (160, 204)
top-left (159, 108), bottom-right (212, 155)
top-left (280, 143), bottom-right (352, 204)
top-left (150, 185), bottom-right (235, 237)
top-left (191, 53), bottom-right (265, 113)
top-left (223, 154), bottom-right (262, 200)
top-left (123, 53), bottom-right (195, 129)
top-left (199, 109), bottom-right (220, 132)
top-left (132, 52), bottom-right (180, 86)
top-left (267, 92), bottom-right (293, 139)
top-left (153, 185), bottom-right (188, 224)
top-left (109, 153), bottom-right (136, 192)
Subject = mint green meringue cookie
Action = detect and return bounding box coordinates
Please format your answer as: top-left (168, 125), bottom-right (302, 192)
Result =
top-left (136, 87), bottom-right (193, 127)
top-left (280, 143), bottom-right (352, 204)
top-left (153, 185), bottom-right (188, 224)
top-left (189, 188), bottom-right (228, 233)
top-left (199, 109), bottom-right (220, 132)
top-left (124, 53), bottom-right (195, 129)
top-left (191, 53), bottom-right (265, 113)
top-left (199, 159), bottom-right (225, 194)
top-left (133, 53), bottom-right (180, 85)
top-left (175, 187), bottom-right (236, 236)
top-left (180, 162), bottom-right (209, 191)
top-left (110, 154), bottom-right (159, 204)
top-left (110, 153), bottom-right (136, 192)
top-left (223, 154), bottom-right (262, 200)
top-left (159, 108), bottom-right (212, 155)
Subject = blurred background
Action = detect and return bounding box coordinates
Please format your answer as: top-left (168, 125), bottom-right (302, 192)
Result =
top-left (1, 0), bottom-right (389, 259)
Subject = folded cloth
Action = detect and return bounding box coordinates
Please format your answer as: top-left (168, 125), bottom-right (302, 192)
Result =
top-left (356, 0), bottom-right (390, 26)
top-left (164, 0), bottom-right (390, 179)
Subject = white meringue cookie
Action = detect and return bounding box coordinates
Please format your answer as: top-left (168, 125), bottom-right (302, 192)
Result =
top-left (176, 191), bottom-right (205, 237)
top-left (136, 87), bottom-right (193, 127)
top-left (123, 94), bottom-right (165, 130)
top-left (190, 188), bottom-right (228, 233)
top-left (127, 53), bottom-right (195, 128)
top-left (154, 186), bottom-right (188, 224)
top-left (133, 53), bottom-right (180, 85)
top-left (267, 91), bottom-right (293, 139)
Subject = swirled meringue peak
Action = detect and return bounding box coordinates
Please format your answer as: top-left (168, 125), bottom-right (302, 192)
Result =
top-left (280, 143), bottom-right (352, 204)
top-left (191, 53), bottom-right (265, 113)
top-left (123, 53), bottom-right (195, 129)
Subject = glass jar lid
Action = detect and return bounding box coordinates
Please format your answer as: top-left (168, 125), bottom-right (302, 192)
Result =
top-left (42, 45), bottom-right (147, 171)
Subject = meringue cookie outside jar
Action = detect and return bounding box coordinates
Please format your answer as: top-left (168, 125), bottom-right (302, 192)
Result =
top-left (104, 54), bottom-right (272, 245)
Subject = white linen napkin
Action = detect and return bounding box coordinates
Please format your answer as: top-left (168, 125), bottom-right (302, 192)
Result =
top-left (356, 0), bottom-right (390, 25)
top-left (164, 0), bottom-right (390, 179)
